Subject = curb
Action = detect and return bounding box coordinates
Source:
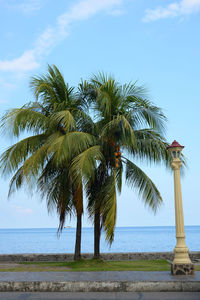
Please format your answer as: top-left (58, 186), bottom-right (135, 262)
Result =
top-left (0, 281), bottom-right (200, 292)
top-left (0, 251), bottom-right (200, 262)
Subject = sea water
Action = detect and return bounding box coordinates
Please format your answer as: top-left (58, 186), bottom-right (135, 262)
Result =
top-left (0, 226), bottom-right (199, 254)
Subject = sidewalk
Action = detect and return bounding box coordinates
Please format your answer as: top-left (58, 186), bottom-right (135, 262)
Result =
top-left (0, 271), bottom-right (200, 292)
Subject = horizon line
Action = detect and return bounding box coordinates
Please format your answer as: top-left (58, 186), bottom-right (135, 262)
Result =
top-left (0, 225), bottom-right (199, 230)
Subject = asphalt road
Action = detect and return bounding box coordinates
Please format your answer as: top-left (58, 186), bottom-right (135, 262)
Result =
top-left (0, 293), bottom-right (200, 300)
top-left (1, 271), bottom-right (200, 281)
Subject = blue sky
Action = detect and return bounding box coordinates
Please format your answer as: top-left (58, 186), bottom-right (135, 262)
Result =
top-left (0, 0), bottom-right (200, 229)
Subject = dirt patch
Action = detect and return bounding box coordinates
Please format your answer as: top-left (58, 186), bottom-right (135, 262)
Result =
top-left (19, 265), bottom-right (71, 270)
top-left (0, 263), bottom-right (20, 269)
top-left (0, 262), bottom-right (71, 271)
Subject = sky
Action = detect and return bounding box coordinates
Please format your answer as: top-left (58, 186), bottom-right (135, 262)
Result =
top-left (0, 0), bottom-right (200, 229)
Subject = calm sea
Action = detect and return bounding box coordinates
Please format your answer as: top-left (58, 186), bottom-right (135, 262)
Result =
top-left (0, 226), bottom-right (199, 254)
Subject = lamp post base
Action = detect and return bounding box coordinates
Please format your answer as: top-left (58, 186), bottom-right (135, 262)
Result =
top-left (171, 263), bottom-right (194, 275)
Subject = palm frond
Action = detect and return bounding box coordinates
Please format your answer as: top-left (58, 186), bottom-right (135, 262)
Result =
top-left (51, 110), bottom-right (76, 132)
top-left (48, 132), bottom-right (97, 166)
top-left (90, 73), bottom-right (121, 121)
top-left (115, 164), bottom-right (123, 194)
top-left (70, 145), bottom-right (105, 185)
top-left (119, 82), bottom-right (148, 100)
top-left (0, 134), bottom-right (46, 176)
top-left (30, 64), bottom-right (75, 112)
top-left (8, 166), bottom-right (24, 197)
top-left (0, 108), bottom-right (49, 136)
top-left (101, 115), bottom-right (136, 147)
top-left (101, 172), bottom-right (117, 244)
top-left (130, 98), bottom-right (166, 133)
top-left (125, 129), bottom-right (171, 167)
top-left (125, 158), bottom-right (162, 212)
top-left (38, 163), bottom-right (73, 232)
top-left (22, 142), bottom-right (49, 178)
top-left (75, 110), bottom-right (95, 134)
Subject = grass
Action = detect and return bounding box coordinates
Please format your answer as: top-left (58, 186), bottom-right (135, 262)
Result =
top-left (0, 259), bottom-right (170, 272)
top-left (20, 259), bottom-right (171, 271)
top-left (1, 259), bottom-right (199, 272)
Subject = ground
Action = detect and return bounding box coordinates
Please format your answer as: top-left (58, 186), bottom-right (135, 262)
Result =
top-left (0, 259), bottom-right (200, 272)
top-left (0, 292), bottom-right (200, 300)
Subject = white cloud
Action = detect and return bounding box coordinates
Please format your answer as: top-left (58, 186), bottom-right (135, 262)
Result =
top-left (58, 0), bottom-right (122, 26)
top-left (34, 27), bottom-right (61, 56)
top-left (12, 205), bottom-right (33, 215)
top-left (0, 0), bottom-right (123, 74)
top-left (19, 0), bottom-right (43, 13)
top-left (143, 0), bottom-right (200, 22)
top-left (0, 50), bottom-right (39, 72)
top-left (5, 0), bottom-right (44, 14)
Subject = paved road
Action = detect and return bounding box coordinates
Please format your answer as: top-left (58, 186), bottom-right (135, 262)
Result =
top-left (0, 293), bottom-right (200, 300)
top-left (1, 271), bottom-right (200, 282)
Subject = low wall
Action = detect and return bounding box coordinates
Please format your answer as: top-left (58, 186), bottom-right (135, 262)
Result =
top-left (0, 251), bottom-right (200, 262)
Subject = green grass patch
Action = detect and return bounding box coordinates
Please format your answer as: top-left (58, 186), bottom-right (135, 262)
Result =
top-left (1, 259), bottom-right (199, 272)
top-left (59, 259), bottom-right (171, 271)
top-left (0, 259), bottom-right (171, 272)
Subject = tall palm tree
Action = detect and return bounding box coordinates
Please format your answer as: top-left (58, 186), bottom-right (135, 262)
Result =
top-left (0, 65), bottom-right (94, 260)
top-left (38, 160), bottom-right (84, 260)
top-left (72, 73), bottom-right (171, 258)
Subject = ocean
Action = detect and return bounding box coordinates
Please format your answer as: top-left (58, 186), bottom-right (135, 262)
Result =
top-left (0, 226), bottom-right (199, 254)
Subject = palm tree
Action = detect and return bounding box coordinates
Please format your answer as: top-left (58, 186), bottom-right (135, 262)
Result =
top-left (72, 73), bottom-right (171, 258)
top-left (0, 68), bottom-right (176, 260)
top-left (0, 65), bottom-right (94, 260)
top-left (38, 161), bottom-right (84, 260)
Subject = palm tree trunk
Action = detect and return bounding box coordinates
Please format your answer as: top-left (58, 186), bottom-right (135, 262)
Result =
top-left (74, 213), bottom-right (82, 260)
top-left (94, 209), bottom-right (101, 259)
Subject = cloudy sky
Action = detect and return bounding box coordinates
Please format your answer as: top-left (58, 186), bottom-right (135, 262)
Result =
top-left (0, 0), bottom-right (200, 229)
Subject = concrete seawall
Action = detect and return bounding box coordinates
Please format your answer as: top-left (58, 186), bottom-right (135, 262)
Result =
top-left (0, 252), bottom-right (199, 262)
top-left (1, 281), bottom-right (200, 292)
top-left (1, 271), bottom-right (200, 292)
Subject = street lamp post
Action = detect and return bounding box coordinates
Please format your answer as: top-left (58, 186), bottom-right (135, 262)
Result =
top-left (168, 140), bottom-right (194, 275)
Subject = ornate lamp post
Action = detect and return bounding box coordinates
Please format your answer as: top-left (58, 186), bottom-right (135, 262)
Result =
top-left (168, 140), bottom-right (194, 275)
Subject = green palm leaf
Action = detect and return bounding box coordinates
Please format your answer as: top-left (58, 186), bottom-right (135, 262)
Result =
top-left (125, 129), bottom-right (170, 166)
top-left (48, 132), bottom-right (97, 166)
top-left (0, 134), bottom-right (46, 175)
top-left (51, 110), bottom-right (76, 132)
top-left (101, 115), bottom-right (136, 147)
top-left (70, 145), bottom-right (105, 184)
top-left (125, 158), bottom-right (162, 212)
top-left (101, 172), bottom-right (117, 244)
top-left (8, 166), bottom-right (24, 197)
top-left (1, 107), bottom-right (49, 136)
top-left (131, 98), bottom-right (166, 132)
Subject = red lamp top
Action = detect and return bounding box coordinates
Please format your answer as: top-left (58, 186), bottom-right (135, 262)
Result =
top-left (167, 140), bottom-right (184, 149)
